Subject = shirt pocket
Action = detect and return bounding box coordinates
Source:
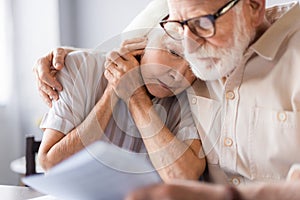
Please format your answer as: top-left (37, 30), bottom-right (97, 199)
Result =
top-left (249, 106), bottom-right (300, 179)
top-left (189, 95), bottom-right (221, 165)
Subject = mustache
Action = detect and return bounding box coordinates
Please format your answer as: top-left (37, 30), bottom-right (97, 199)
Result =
top-left (184, 41), bottom-right (231, 59)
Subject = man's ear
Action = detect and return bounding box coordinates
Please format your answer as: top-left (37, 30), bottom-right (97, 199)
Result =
top-left (246, 0), bottom-right (266, 27)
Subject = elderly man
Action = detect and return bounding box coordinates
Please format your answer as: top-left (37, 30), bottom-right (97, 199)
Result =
top-left (125, 0), bottom-right (300, 199)
top-left (34, 0), bottom-right (300, 199)
top-left (160, 0), bottom-right (300, 184)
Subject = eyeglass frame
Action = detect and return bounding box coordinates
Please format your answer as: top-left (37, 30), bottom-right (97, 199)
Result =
top-left (159, 0), bottom-right (241, 40)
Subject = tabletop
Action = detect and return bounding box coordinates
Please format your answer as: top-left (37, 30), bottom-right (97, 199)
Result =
top-left (10, 156), bottom-right (44, 175)
top-left (0, 185), bottom-right (45, 200)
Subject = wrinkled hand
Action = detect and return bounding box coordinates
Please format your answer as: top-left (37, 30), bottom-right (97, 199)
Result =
top-left (104, 37), bottom-right (147, 103)
top-left (125, 180), bottom-right (236, 200)
top-left (33, 48), bottom-right (73, 107)
top-left (126, 180), bottom-right (300, 200)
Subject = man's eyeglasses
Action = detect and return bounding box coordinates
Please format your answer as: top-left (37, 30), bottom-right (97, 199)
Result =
top-left (159, 0), bottom-right (240, 40)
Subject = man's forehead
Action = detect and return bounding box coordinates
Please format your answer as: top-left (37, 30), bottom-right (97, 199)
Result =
top-left (167, 0), bottom-right (227, 18)
top-left (167, 0), bottom-right (225, 6)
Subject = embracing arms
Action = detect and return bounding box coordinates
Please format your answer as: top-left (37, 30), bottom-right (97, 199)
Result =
top-left (35, 38), bottom-right (206, 181)
top-left (37, 50), bottom-right (119, 170)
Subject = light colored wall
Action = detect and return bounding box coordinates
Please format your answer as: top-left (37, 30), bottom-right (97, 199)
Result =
top-left (0, 0), bottom-right (60, 185)
top-left (266, 0), bottom-right (299, 6)
top-left (59, 0), bottom-right (152, 48)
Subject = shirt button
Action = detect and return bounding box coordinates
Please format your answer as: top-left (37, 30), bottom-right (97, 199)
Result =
top-left (191, 97), bottom-right (197, 105)
top-left (277, 111), bottom-right (287, 122)
top-left (231, 177), bottom-right (240, 186)
top-left (225, 91), bottom-right (235, 100)
top-left (224, 137), bottom-right (233, 147)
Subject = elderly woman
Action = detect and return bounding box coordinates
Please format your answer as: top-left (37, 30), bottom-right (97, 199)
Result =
top-left (37, 30), bottom-right (206, 182)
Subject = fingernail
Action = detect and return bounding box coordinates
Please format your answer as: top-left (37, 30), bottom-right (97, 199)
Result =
top-left (55, 63), bottom-right (62, 69)
top-left (51, 94), bottom-right (57, 100)
top-left (54, 85), bottom-right (62, 91)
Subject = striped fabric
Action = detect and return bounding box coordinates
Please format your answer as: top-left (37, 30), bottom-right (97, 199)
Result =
top-left (40, 51), bottom-right (199, 153)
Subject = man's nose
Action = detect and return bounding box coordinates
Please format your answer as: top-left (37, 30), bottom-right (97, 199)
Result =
top-left (183, 28), bottom-right (205, 53)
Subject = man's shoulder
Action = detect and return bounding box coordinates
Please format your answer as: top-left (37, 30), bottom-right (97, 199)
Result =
top-left (275, 3), bottom-right (300, 50)
top-left (266, 2), bottom-right (298, 24)
top-left (251, 3), bottom-right (300, 60)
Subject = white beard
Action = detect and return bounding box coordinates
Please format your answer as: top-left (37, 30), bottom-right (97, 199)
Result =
top-left (184, 6), bottom-right (254, 81)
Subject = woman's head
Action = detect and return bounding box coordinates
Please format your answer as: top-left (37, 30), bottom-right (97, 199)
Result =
top-left (140, 30), bottom-right (196, 98)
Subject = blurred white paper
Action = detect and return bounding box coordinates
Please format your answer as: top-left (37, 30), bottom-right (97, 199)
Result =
top-left (23, 141), bottom-right (161, 200)
top-left (27, 195), bottom-right (60, 200)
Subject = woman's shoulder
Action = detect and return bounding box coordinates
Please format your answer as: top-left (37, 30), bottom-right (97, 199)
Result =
top-left (66, 50), bottom-right (106, 69)
top-left (62, 50), bottom-right (106, 81)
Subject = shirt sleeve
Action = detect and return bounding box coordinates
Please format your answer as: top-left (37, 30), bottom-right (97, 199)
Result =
top-left (40, 51), bottom-right (106, 134)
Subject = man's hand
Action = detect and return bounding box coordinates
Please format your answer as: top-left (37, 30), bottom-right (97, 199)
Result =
top-left (33, 48), bottom-right (73, 107)
top-left (125, 181), bottom-right (236, 200)
top-left (126, 180), bottom-right (300, 200)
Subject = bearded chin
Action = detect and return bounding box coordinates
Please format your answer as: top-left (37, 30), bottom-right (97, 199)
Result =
top-left (186, 55), bottom-right (223, 81)
top-left (185, 49), bottom-right (243, 81)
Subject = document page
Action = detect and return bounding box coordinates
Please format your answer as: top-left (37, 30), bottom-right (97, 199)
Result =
top-left (23, 141), bottom-right (161, 200)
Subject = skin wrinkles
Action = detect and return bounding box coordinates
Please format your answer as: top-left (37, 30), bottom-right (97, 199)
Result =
top-left (140, 32), bottom-right (195, 98)
top-left (168, 0), bottom-right (238, 50)
top-left (166, 0), bottom-right (256, 81)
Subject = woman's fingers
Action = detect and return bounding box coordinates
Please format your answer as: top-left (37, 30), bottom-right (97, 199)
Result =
top-left (104, 61), bottom-right (122, 84)
top-left (106, 51), bottom-right (136, 72)
top-left (106, 63), bottom-right (122, 79)
top-left (119, 37), bottom-right (147, 60)
top-left (106, 50), bottom-right (124, 63)
top-left (121, 37), bottom-right (147, 50)
top-left (106, 36), bottom-right (147, 64)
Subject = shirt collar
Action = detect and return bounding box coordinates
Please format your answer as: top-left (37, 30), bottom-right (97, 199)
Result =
top-left (250, 2), bottom-right (300, 61)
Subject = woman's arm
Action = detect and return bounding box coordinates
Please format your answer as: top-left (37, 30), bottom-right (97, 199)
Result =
top-left (38, 85), bottom-right (118, 171)
top-left (128, 89), bottom-right (206, 181)
top-left (105, 38), bottom-right (205, 181)
top-left (38, 53), bottom-right (118, 171)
